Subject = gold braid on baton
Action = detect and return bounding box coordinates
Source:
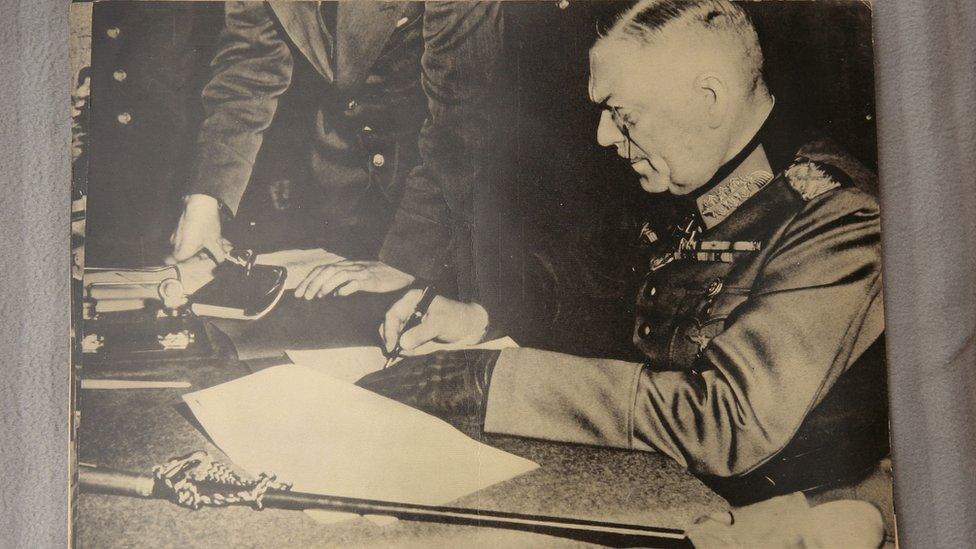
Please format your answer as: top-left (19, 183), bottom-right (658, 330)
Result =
top-left (79, 451), bottom-right (692, 548)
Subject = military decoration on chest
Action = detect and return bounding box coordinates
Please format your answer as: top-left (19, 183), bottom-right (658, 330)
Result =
top-left (640, 168), bottom-right (773, 274)
top-left (631, 169), bottom-right (777, 372)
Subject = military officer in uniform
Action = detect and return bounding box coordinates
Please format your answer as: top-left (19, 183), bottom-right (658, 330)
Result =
top-left (170, 2), bottom-right (502, 321)
top-left (357, 0), bottom-right (891, 533)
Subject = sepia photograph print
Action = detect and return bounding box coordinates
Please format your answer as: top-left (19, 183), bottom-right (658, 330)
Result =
top-left (70, 1), bottom-right (895, 547)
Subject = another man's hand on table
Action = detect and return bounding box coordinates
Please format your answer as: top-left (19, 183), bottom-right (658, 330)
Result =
top-left (169, 194), bottom-right (231, 263)
top-left (294, 260), bottom-right (415, 299)
top-left (380, 290), bottom-right (489, 354)
top-left (686, 493), bottom-right (884, 549)
top-left (356, 349), bottom-right (500, 422)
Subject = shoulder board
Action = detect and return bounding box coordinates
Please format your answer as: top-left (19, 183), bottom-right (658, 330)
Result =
top-left (783, 157), bottom-right (851, 201)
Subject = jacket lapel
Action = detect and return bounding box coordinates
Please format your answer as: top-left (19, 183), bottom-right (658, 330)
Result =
top-left (335, 1), bottom-right (403, 88)
top-left (267, 2), bottom-right (335, 82)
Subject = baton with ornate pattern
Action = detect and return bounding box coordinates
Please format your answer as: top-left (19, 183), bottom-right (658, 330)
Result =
top-left (78, 452), bottom-right (691, 548)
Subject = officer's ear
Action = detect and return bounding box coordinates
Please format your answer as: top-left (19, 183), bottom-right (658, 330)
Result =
top-left (696, 73), bottom-right (727, 130)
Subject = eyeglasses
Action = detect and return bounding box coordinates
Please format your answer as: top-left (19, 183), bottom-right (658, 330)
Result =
top-left (607, 105), bottom-right (636, 136)
top-left (605, 105), bottom-right (645, 161)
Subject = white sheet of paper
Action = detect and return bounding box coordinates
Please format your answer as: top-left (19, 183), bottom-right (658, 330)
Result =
top-left (287, 346), bottom-right (388, 383)
top-left (409, 335), bottom-right (520, 356)
top-left (286, 337), bottom-right (519, 384)
top-left (182, 365), bottom-right (538, 525)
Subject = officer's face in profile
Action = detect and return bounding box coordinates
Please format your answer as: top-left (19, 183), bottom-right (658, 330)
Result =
top-left (589, 38), bottom-right (731, 195)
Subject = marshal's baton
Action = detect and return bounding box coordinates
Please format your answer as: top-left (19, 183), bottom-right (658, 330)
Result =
top-left (78, 452), bottom-right (691, 548)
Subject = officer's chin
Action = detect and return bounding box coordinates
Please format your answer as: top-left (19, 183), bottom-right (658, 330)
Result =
top-left (632, 159), bottom-right (672, 194)
top-left (636, 170), bottom-right (672, 194)
top-left (638, 177), bottom-right (671, 194)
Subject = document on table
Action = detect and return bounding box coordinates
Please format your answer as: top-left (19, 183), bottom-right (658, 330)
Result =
top-left (286, 337), bottom-right (519, 383)
top-left (182, 364), bottom-right (538, 525)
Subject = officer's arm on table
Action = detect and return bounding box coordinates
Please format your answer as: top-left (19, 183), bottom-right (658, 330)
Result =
top-left (484, 188), bottom-right (884, 478)
top-left (378, 2), bottom-right (503, 283)
top-left (188, 2), bottom-right (294, 216)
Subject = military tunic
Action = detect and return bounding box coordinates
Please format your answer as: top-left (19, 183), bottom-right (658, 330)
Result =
top-left (84, 3), bottom-right (225, 267)
top-left (190, 2), bottom-right (503, 283)
top-left (482, 130), bottom-right (889, 505)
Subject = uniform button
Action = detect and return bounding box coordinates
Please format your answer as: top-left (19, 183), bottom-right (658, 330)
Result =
top-left (371, 153), bottom-right (385, 168)
top-left (346, 100), bottom-right (358, 111)
top-left (116, 112), bottom-right (132, 125)
top-left (112, 69), bottom-right (127, 82)
top-left (638, 323), bottom-right (652, 339)
top-left (705, 278), bottom-right (723, 297)
top-left (642, 285), bottom-right (657, 301)
top-left (106, 27), bottom-right (121, 39)
top-left (557, 0), bottom-right (570, 9)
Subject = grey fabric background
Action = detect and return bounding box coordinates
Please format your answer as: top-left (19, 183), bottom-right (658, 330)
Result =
top-left (1, 0), bottom-right (973, 547)
top-left (873, 1), bottom-right (976, 545)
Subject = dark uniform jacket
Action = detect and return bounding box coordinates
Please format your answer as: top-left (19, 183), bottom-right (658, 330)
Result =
top-left (483, 116), bottom-right (889, 505)
top-left (85, 3), bottom-right (225, 267)
top-left (189, 1), bottom-right (502, 286)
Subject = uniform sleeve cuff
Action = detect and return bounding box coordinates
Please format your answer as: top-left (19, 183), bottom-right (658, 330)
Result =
top-left (379, 209), bottom-right (452, 280)
top-left (483, 348), bottom-right (644, 449)
top-left (189, 142), bottom-right (254, 215)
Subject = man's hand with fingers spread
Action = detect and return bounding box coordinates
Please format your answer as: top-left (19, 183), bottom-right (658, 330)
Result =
top-left (294, 260), bottom-right (415, 299)
top-left (380, 290), bottom-right (489, 354)
top-left (170, 194), bottom-right (230, 263)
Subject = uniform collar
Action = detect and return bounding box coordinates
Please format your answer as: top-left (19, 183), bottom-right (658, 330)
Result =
top-left (637, 99), bottom-right (807, 246)
top-left (688, 100), bottom-right (780, 230)
top-left (694, 145), bottom-right (774, 229)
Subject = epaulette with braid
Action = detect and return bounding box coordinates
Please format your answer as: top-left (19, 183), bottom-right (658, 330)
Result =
top-left (783, 156), bottom-right (851, 201)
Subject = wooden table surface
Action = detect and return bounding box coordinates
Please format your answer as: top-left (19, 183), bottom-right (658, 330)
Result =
top-left (75, 294), bottom-right (727, 548)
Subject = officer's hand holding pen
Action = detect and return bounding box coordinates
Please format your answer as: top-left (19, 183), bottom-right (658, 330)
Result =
top-left (380, 289), bottom-right (490, 364)
top-left (383, 285), bottom-right (439, 368)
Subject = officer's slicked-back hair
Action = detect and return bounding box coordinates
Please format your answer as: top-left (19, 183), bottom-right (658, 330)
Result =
top-left (602, 0), bottom-right (765, 94)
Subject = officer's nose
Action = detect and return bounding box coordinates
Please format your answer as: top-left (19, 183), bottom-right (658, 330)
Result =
top-left (597, 111), bottom-right (625, 148)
